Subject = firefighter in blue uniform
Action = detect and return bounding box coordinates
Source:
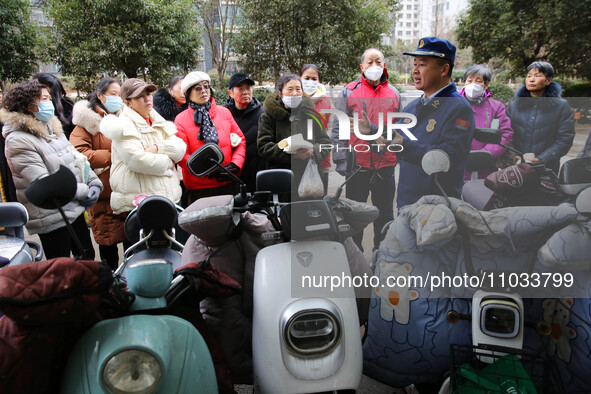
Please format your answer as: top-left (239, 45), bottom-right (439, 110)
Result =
top-left (391, 37), bottom-right (475, 209)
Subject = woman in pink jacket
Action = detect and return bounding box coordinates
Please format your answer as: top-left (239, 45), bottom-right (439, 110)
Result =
top-left (175, 72), bottom-right (246, 205)
top-left (460, 64), bottom-right (514, 179)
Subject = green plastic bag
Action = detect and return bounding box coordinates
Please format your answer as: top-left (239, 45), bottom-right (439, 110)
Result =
top-left (454, 354), bottom-right (538, 394)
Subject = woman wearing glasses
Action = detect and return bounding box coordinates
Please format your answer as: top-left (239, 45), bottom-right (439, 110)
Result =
top-left (175, 71), bottom-right (245, 205)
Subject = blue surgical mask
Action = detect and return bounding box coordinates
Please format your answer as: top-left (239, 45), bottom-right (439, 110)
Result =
top-left (104, 95), bottom-right (123, 113)
top-left (33, 101), bottom-right (55, 123)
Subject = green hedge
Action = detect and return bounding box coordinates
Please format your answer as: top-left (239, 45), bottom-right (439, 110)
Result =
top-left (562, 82), bottom-right (591, 97)
top-left (488, 82), bottom-right (515, 106)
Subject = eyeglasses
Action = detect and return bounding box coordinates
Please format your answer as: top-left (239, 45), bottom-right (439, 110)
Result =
top-left (193, 84), bottom-right (210, 93)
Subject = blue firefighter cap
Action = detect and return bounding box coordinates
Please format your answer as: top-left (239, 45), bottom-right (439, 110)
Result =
top-left (403, 37), bottom-right (456, 63)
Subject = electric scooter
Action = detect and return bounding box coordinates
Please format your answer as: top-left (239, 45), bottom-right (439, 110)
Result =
top-left (426, 150), bottom-right (589, 393)
top-left (12, 165), bottom-right (220, 393)
top-left (462, 128), bottom-right (591, 210)
top-left (183, 143), bottom-right (378, 393)
top-left (363, 149), bottom-right (591, 392)
top-left (0, 202), bottom-right (43, 267)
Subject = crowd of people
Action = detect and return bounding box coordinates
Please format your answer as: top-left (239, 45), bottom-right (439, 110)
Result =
top-left (0, 35), bottom-right (585, 264)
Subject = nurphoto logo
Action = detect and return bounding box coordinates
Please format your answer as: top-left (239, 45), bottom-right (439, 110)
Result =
top-left (307, 109), bottom-right (418, 153)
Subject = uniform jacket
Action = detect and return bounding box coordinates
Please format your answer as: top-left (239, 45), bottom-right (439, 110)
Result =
top-left (224, 96), bottom-right (265, 193)
top-left (257, 95), bottom-right (330, 182)
top-left (175, 98), bottom-right (246, 190)
top-left (1, 109), bottom-right (102, 234)
top-left (331, 71), bottom-right (401, 170)
top-left (100, 105), bottom-right (185, 214)
top-left (153, 88), bottom-right (188, 122)
top-left (507, 82), bottom-right (575, 174)
top-left (70, 100), bottom-right (126, 245)
top-left (397, 82), bottom-right (475, 208)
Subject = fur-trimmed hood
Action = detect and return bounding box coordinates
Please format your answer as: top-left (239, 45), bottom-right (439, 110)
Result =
top-left (262, 94), bottom-right (314, 121)
top-left (0, 108), bottom-right (63, 139)
top-left (513, 81), bottom-right (563, 110)
top-left (153, 88), bottom-right (187, 122)
top-left (72, 100), bottom-right (105, 136)
top-left (100, 105), bottom-right (176, 141)
top-left (516, 81), bottom-right (562, 98)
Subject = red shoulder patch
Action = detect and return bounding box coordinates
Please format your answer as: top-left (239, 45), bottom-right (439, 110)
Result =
top-left (456, 119), bottom-right (470, 129)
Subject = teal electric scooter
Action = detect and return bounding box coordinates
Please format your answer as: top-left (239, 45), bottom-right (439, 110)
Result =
top-left (24, 166), bottom-right (218, 394)
top-left (60, 195), bottom-right (218, 393)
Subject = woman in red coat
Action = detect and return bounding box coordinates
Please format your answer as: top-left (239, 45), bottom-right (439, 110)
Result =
top-left (175, 72), bottom-right (246, 205)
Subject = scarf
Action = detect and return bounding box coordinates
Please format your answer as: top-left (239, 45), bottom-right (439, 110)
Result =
top-left (189, 100), bottom-right (218, 144)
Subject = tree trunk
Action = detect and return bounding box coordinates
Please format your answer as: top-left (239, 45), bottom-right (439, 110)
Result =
top-left (217, 64), bottom-right (225, 91)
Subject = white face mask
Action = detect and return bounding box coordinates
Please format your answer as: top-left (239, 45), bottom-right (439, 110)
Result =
top-left (364, 65), bottom-right (383, 81)
top-left (464, 83), bottom-right (485, 100)
top-left (302, 80), bottom-right (319, 95)
top-left (282, 95), bottom-right (302, 109)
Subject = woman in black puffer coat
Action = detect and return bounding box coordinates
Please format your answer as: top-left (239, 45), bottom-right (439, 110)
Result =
top-left (507, 61), bottom-right (575, 174)
top-left (153, 75), bottom-right (188, 122)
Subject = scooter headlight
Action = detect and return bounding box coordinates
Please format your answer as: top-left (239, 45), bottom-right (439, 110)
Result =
top-left (102, 349), bottom-right (162, 394)
top-left (480, 301), bottom-right (520, 338)
top-left (285, 310), bottom-right (340, 355)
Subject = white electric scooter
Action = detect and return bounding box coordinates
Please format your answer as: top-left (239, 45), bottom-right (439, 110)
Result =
top-left (187, 143), bottom-right (377, 393)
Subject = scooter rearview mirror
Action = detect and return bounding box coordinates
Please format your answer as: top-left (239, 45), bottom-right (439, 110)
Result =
top-left (187, 142), bottom-right (224, 177)
top-left (473, 128), bottom-right (502, 144)
top-left (335, 164), bottom-right (362, 200)
top-left (256, 169), bottom-right (293, 195)
top-left (25, 165), bottom-right (77, 209)
top-left (24, 165), bottom-right (86, 259)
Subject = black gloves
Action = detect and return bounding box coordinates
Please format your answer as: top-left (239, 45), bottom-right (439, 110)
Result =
top-left (207, 162), bottom-right (240, 182)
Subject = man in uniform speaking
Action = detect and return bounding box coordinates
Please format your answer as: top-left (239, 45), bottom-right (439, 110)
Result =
top-left (391, 37), bottom-right (475, 209)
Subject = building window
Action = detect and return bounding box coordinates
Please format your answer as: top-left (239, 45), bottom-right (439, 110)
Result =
top-left (406, 31), bottom-right (411, 35)
top-left (446, 2), bottom-right (450, 10)
top-left (406, 22), bottom-right (411, 27)
top-left (407, 4), bottom-right (412, 10)
top-left (406, 13), bottom-right (411, 18)
top-left (398, 31), bottom-right (403, 36)
top-left (399, 22), bottom-right (403, 27)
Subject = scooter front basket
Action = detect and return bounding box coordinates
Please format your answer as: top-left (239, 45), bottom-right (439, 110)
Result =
top-left (449, 344), bottom-right (564, 394)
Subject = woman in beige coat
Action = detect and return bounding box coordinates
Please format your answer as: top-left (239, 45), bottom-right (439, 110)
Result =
top-left (100, 78), bottom-right (186, 216)
top-left (70, 77), bottom-right (128, 269)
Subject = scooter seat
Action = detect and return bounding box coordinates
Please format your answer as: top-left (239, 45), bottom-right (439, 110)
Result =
top-left (0, 236), bottom-right (33, 266)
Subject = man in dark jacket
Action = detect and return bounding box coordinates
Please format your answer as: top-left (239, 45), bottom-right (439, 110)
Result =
top-left (331, 48), bottom-right (401, 251)
top-left (390, 37), bottom-right (475, 209)
top-left (224, 73), bottom-right (265, 193)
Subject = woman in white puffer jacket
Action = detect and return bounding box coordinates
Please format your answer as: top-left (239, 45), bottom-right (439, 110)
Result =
top-left (100, 78), bottom-right (186, 215)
